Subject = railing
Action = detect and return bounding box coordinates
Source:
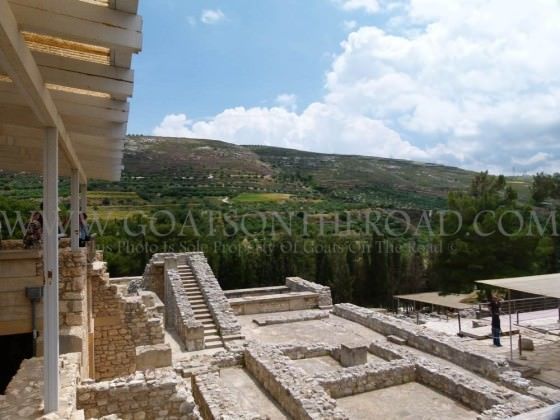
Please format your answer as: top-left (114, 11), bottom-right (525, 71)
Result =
top-left (479, 296), bottom-right (560, 326)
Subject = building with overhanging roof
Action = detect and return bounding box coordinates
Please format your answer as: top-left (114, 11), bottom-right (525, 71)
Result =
top-left (0, 0), bottom-right (142, 412)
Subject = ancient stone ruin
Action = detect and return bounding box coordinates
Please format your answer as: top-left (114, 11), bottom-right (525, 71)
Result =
top-left (1, 248), bottom-right (559, 419)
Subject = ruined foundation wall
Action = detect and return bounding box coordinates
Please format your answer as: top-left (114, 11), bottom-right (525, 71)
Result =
top-left (244, 343), bottom-right (348, 420)
top-left (77, 368), bottom-right (200, 419)
top-left (142, 257), bottom-right (165, 301)
top-left (286, 277), bottom-right (333, 308)
top-left (59, 249), bottom-right (90, 378)
top-left (315, 360), bottom-right (416, 398)
top-left (0, 353), bottom-right (82, 419)
top-left (333, 303), bottom-right (507, 379)
top-left (192, 372), bottom-right (263, 420)
top-left (92, 262), bottom-right (164, 381)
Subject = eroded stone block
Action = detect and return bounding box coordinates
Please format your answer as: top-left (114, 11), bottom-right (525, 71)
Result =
top-left (135, 344), bottom-right (172, 370)
top-left (340, 344), bottom-right (368, 367)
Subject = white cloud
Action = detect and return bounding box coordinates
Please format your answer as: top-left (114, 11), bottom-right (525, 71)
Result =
top-left (275, 93), bottom-right (298, 111)
top-left (334, 0), bottom-right (380, 14)
top-left (200, 9), bottom-right (225, 25)
top-left (155, 0), bottom-right (560, 174)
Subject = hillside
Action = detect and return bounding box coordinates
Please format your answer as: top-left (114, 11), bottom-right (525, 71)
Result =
top-left (1, 135), bottom-right (532, 210)
top-left (118, 135), bottom-right (476, 208)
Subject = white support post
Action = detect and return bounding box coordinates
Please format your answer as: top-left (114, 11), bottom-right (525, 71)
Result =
top-left (80, 183), bottom-right (87, 213)
top-left (43, 127), bottom-right (59, 413)
top-left (70, 169), bottom-right (80, 251)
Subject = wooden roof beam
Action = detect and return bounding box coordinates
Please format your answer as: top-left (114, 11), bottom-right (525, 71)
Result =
top-left (113, 0), bottom-right (139, 14)
top-left (0, 0), bottom-right (87, 182)
top-left (10, 0), bottom-right (142, 53)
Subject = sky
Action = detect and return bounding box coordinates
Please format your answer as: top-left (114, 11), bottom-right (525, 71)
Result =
top-left (129, 0), bottom-right (560, 175)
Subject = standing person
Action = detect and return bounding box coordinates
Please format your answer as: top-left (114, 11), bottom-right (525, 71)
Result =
top-left (23, 209), bottom-right (43, 249)
top-left (489, 293), bottom-right (502, 347)
top-left (79, 212), bottom-right (90, 247)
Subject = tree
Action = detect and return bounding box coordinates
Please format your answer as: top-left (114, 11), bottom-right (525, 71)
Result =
top-left (430, 172), bottom-right (552, 293)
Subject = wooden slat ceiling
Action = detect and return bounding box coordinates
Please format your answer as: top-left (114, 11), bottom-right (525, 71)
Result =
top-left (0, 0), bottom-right (141, 181)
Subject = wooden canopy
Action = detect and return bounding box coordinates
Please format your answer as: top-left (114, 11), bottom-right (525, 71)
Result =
top-left (476, 273), bottom-right (560, 300)
top-left (0, 0), bottom-right (142, 181)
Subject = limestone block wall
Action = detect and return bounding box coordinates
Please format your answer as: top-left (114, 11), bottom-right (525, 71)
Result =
top-left (165, 268), bottom-right (204, 351)
top-left (315, 359), bottom-right (416, 398)
top-left (333, 303), bottom-right (507, 379)
top-left (91, 262), bottom-right (165, 381)
top-left (0, 353), bottom-right (82, 419)
top-left (77, 368), bottom-right (201, 419)
top-left (244, 343), bottom-right (348, 420)
top-left (58, 248), bottom-right (90, 377)
top-left (286, 277), bottom-right (333, 308)
top-left (142, 255), bottom-right (166, 301)
top-left (186, 253), bottom-right (241, 336)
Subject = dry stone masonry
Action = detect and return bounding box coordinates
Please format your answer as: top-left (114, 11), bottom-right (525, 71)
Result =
top-left (286, 277), bottom-right (333, 309)
top-left (91, 261), bottom-right (164, 381)
top-left (185, 253), bottom-right (241, 337)
top-left (77, 368), bottom-right (200, 419)
top-left (244, 342), bottom-right (348, 420)
top-left (164, 267), bottom-right (204, 351)
top-left (0, 353), bottom-right (82, 420)
top-left (253, 309), bottom-right (329, 326)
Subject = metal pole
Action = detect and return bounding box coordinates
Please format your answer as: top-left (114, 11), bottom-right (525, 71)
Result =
top-left (43, 127), bottom-right (59, 413)
top-left (80, 183), bottom-right (87, 213)
top-left (70, 169), bottom-right (80, 251)
top-left (508, 290), bottom-right (513, 360)
top-left (457, 312), bottom-right (462, 334)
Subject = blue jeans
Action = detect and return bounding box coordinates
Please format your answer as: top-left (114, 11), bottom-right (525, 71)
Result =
top-left (492, 327), bottom-right (501, 346)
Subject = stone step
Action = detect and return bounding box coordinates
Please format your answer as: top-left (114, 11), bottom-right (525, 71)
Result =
top-left (204, 328), bottom-right (218, 335)
top-left (222, 334), bottom-right (245, 342)
top-left (191, 305), bottom-right (207, 311)
top-left (194, 310), bottom-right (212, 316)
top-left (184, 287), bottom-right (201, 292)
top-left (205, 335), bottom-right (222, 342)
top-left (185, 289), bottom-right (202, 294)
top-left (204, 342), bottom-right (223, 350)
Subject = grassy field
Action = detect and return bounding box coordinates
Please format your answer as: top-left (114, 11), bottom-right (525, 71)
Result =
top-left (232, 193), bottom-right (291, 203)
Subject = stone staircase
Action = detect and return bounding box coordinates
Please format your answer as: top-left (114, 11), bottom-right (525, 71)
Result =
top-left (177, 264), bottom-right (223, 349)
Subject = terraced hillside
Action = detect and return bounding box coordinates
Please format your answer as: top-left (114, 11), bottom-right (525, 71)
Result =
top-left (118, 136), bottom-right (477, 208)
top-left (0, 136), bottom-right (533, 211)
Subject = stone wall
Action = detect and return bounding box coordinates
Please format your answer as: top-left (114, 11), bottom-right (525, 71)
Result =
top-left (315, 359), bottom-right (416, 398)
top-left (253, 310), bottom-right (329, 326)
top-left (333, 303), bottom-right (507, 379)
top-left (58, 248), bottom-right (90, 377)
top-left (0, 353), bottom-right (83, 419)
top-left (142, 255), bottom-right (167, 301)
top-left (186, 253), bottom-right (241, 337)
top-left (192, 371), bottom-right (264, 419)
top-left (244, 343), bottom-right (348, 419)
top-left (165, 266), bottom-right (204, 351)
top-left (368, 339), bottom-right (546, 418)
top-left (77, 368), bottom-right (200, 419)
top-left (91, 261), bottom-right (164, 381)
top-left (286, 277), bottom-right (333, 308)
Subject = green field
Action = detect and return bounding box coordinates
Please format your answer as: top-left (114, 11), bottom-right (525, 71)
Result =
top-left (232, 193), bottom-right (291, 203)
